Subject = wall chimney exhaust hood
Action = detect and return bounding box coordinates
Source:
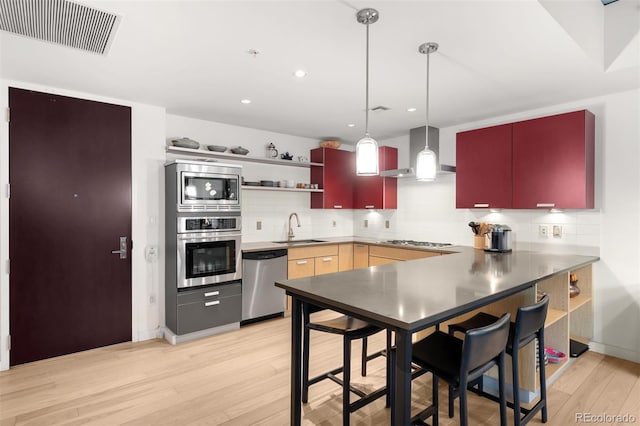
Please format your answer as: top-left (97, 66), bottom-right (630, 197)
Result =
top-left (381, 126), bottom-right (456, 178)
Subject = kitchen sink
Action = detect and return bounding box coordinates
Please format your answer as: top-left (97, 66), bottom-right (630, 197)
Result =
top-left (272, 239), bottom-right (327, 245)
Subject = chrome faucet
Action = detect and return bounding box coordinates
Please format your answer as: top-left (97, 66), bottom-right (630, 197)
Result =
top-left (288, 212), bottom-right (301, 241)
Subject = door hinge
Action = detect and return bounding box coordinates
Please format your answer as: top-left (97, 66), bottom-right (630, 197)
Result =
top-left (6, 183), bottom-right (10, 199)
top-left (6, 258), bottom-right (9, 275)
top-left (7, 335), bottom-right (10, 351)
top-left (4, 108), bottom-right (9, 123)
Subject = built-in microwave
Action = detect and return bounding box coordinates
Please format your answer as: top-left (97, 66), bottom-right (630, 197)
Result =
top-left (166, 160), bottom-right (242, 212)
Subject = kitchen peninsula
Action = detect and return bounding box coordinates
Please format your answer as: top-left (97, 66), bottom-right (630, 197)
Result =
top-left (275, 247), bottom-right (599, 425)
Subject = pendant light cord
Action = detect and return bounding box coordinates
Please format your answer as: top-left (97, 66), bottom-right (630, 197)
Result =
top-left (365, 22), bottom-right (370, 137)
top-left (425, 49), bottom-right (430, 150)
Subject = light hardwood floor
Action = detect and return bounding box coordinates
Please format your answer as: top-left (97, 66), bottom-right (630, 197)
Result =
top-left (1, 312), bottom-right (638, 425)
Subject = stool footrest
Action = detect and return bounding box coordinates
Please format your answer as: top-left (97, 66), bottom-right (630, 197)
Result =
top-left (410, 404), bottom-right (437, 425)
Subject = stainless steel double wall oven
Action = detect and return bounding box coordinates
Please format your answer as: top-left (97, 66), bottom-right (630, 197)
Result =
top-left (165, 160), bottom-right (243, 340)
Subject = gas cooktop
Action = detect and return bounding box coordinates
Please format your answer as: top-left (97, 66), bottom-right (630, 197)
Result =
top-left (384, 240), bottom-right (452, 248)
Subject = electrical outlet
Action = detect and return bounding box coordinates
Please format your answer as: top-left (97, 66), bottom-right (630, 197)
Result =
top-left (256, 221), bottom-right (262, 230)
top-left (539, 225), bottom-right (549, 238)
top-left (385, 220), bottom-right (390, 229)
top-left (364, 219), bottom-right (368, 228)
top-left (332, 220), bottom-right (336, 227)
top-left (552, 225), bottom-right (562, 238)
top-left (149, 294), bottom-right (156, 304)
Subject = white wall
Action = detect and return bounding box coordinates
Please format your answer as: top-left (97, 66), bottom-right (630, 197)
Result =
top-left (357, 89), bottom-right (639, 362)
top-left (166, 115), bottom-right (355, 242)
top-left (0, 80), bottom-right (166, 370)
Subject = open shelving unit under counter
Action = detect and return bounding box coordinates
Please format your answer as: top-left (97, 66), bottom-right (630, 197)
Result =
top-left (166, 146), bottom-right (323, 168)
top-left (435, 262), bottom-right (594, 404)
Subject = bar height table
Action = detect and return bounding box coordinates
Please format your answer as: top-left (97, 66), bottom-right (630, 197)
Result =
top-left (276, 248), bottom-right (598, 425)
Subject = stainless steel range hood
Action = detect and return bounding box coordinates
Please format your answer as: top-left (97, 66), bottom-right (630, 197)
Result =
top-left (381, 126), bottom-right (456, 178)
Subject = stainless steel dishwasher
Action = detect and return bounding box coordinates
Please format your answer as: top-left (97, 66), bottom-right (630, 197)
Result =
top-left (241, 249), bottom-right (288, 324)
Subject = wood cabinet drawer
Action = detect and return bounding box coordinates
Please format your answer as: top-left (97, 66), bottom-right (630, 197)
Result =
top-left (369, 256), bottom-right (399, 266)
top-left (288, 244), bottom-right (339, 260)
top-left (314, 256), bottom-right (339, 275)
top-left (288, 258), bottom-right (315, 279)
top-left (176, 294), bottom-right (241, 334)
top-left (369, 245), bottom-right (440, 261)
top-left (177, 282), bottom-right (242, 305)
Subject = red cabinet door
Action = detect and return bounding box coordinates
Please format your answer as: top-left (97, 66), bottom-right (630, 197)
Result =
top-left (354, 146), bottom-right (398, 209)
top-left (456, 124), bottom-right (513, 208)
top-left (310, 148), bottom-right (354, 209)
top-left (513, 110), bottom-right (594, 209)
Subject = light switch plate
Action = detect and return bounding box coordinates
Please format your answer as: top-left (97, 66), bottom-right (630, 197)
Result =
top-left (256, 221), bottom-right (262, 230)
top-left (385, 220), bottom-right (390, 229)
top-left (364, 219), bottom-right (368, 228)
top-left (552, 225), bottom-right (562, 238)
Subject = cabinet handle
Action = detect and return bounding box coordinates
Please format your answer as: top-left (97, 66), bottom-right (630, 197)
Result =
top-left (356, 244), bottom-right (365, 248)
top-left (334, 205), bottom-right (342, 209)
top-left (296, 260), bottom-right (308, 265)
top-left (536, 203), bottom-right (555, 208)
top-left (204, 291), bottom-right (220, 297)
top-left (365, 205), bottom-right (375, 209)
top-left (473, 203), bottom-right (489, 208)
top-left (322, 257), bottom-right (332, 262)
top-left (204, 300), bottom-right (220, 307)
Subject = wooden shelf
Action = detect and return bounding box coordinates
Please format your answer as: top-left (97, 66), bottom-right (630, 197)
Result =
top-left (544, 359), bottom-right (567, 379)
top-left (241, 185), bottom-right (323, 193)
top-left (167, 146), bottom-right (323, 168)
top-left (569, 294), bottom-right (592, 313)
top-left (545, 308), bottom-right (567, 327)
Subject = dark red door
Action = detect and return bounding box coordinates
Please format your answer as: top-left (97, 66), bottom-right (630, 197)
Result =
top-left (456, 124), bottom-right (513, 209)
top-left (512, 110), bottom-right (594, 209)
top-left (9, 88), bottom-right (132, 366)
top-left (353, 146), bottom-right (397, 209)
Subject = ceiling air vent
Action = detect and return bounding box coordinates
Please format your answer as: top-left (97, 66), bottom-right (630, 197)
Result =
top-left (371, 106), bottom-right (390, 112)
top-left (0, 0), bottom-right (120, 55)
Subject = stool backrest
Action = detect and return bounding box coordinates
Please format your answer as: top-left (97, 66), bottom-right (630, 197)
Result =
top-left (513, 295), bottom-right (549, 347)
top-left (461, 313), bottom-right (511, 375)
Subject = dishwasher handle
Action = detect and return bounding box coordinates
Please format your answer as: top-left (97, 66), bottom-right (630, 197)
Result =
top-left (242, 249), bottom-right (288, 261)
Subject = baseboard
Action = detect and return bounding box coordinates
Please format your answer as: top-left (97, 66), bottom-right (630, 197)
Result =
top-left (163, 322), bottom-right (240, 345)
top-left (135, 328), bottom-right (164, 342)
top-left (589, 341), bottom-right (640, 363)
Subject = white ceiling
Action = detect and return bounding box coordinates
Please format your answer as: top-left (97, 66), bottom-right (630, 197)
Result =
top-left (1, 0), bottom-right (638, 143)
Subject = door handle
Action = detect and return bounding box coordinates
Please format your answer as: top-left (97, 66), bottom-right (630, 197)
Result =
top-left (111, 236), bottom-right (127, 259)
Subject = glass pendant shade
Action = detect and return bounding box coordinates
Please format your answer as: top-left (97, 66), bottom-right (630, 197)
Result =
top-left (356, 136), bottom-right (379, 175)
top-left (416, 147), bottom-right (437, 181)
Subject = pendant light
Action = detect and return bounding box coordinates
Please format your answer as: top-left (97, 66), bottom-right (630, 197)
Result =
top-left (415, 42), bottom-right (439, 181)
top-left (355, 8), bottom-right (379, 176)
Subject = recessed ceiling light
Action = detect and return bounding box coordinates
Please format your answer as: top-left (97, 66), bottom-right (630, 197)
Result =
top-left (293, 69), bottom-right (307, 78)
top-left (407, 107), bottom-right (417, 112)
top-left (240, 99), bottom-right (252, 104)
top-left (347, 123), bottom-right (355, 128)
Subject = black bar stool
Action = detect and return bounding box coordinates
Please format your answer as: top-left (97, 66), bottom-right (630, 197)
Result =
top-left (410, 313), bottom-right (511, 426)
top-left (302, 303), bottom-right (391, 426)
top-left (447, 295), bottom-right (550, 426)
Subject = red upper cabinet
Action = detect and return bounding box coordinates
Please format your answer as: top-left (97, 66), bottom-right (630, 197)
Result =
top-left (456, 124), bottom-right (513, 209)
top-left (354, 146), bottom-right (398, 209)
top-left (512, 110), bottom-right (595, 209)
top-left (310, 148), bottom-right (354, 209)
